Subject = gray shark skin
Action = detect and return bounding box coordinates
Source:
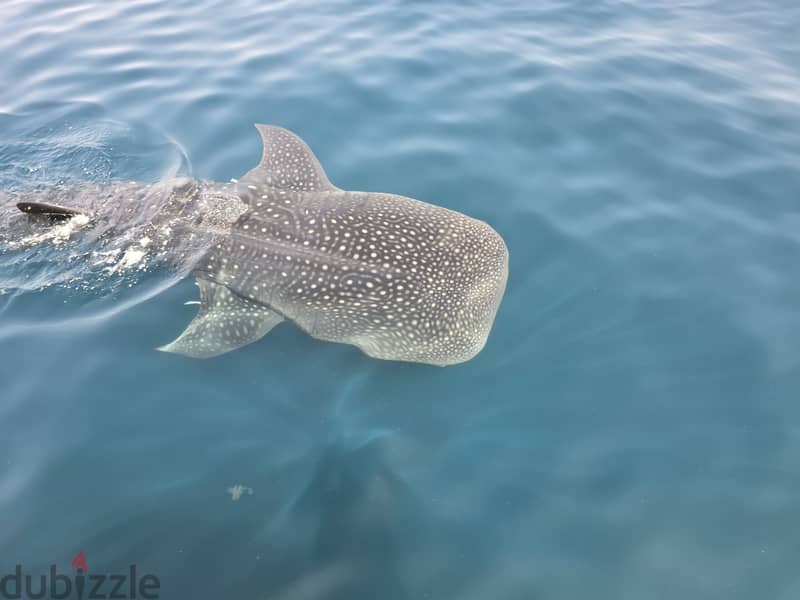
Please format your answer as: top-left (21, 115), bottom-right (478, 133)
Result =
top-left (12, 125), bottom-right (509, 366)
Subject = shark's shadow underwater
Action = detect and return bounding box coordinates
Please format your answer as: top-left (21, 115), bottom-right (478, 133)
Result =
top-left (7, 125), bottom-right (509, 366)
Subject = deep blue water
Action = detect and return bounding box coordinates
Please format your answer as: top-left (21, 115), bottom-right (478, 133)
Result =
top-left (1, 0), bottom-right (799, 598)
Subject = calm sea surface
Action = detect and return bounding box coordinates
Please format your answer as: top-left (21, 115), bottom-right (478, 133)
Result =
top-left (1, 1), bottom-right (799, 598)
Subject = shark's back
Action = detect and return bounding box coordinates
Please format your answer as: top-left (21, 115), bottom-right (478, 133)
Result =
top-left (162, 125), bottom-right (508, 366)
top-left (197, 186), bottom-right (507, 365)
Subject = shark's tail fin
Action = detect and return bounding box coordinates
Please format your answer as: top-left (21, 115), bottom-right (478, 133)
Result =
top-left (16, 201), bottom-right (84, 222)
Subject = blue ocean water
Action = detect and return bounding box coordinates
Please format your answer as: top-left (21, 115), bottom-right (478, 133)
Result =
top-left (1, 0), bottom-right (799, 598)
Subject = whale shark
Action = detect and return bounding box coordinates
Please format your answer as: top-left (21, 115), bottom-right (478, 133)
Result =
top-left (10, 125), bottom-right (508, 365)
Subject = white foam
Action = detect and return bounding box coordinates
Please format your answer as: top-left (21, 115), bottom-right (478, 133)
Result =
top-left (10, 214), bottom-right (91, 249)
top-left (102, 246), bottom-right (148, 274)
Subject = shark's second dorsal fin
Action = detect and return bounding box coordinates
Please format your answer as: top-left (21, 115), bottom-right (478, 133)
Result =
top-left (239, 124), bottom-right (339, 193)
top-left (17, 201), bottom-right (84, 222)
top-left (158, 279), bottom-right (284, 358)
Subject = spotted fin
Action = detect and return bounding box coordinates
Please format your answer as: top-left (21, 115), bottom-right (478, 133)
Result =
top-left (239, 124), bottom-right (338, 193)
top-left (158, 279), bottom-right (283, 358)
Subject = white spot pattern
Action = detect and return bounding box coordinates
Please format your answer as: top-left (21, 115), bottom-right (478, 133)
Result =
top-left (167, 125), bottom-right (508, 365)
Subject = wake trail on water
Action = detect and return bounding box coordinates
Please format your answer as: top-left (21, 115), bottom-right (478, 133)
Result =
top-left (0, 104), bottom-right (191, 306)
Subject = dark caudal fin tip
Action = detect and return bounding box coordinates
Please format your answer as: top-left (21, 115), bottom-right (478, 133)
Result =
top-left (16, 201), bottom-right (83, 222)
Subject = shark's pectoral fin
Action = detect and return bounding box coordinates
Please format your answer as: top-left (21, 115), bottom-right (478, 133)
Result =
top-left (238, 124), bottom-right (339, 195)
top-left (158, 279), bottom-right (283, 358)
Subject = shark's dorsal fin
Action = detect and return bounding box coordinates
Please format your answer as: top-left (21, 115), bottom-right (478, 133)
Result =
top-left (239, 124), bottom-right (338, 193)
top-left (158, 279), bottom-right (283, 358)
